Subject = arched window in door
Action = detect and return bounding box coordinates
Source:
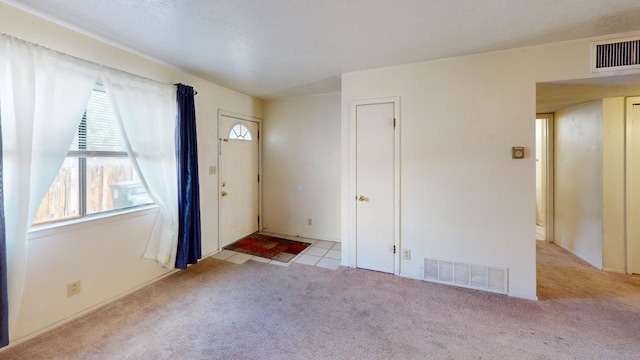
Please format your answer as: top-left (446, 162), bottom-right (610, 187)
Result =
top-left (229, 123), bottom-right (253, 141)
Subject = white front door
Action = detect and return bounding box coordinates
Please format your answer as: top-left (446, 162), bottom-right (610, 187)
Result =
top-left (219, 114), bottom-right (259, 248)
top-left (355, 102), bottom-right (396, 273)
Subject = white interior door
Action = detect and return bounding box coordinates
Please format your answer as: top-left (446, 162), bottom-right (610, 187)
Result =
top-left (356, 102), bottom-right (395, 273)
top-left (627, 97), bottom-right (640, 274)
top-left (219, 115), bottom-right (259, 248)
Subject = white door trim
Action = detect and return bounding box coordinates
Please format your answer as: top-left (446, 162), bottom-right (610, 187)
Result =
top-left (217, 109), bottom-right (263, 251)
top-left (347, 97), bottom-right (401, 275)
top-left (536, 113), bottom-right (554, 242)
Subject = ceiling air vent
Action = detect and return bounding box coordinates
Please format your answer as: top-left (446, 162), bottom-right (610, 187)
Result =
top-left (592, 36), bottom-right (640, 73)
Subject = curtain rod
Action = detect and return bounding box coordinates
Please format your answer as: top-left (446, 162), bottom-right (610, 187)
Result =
top-left (0, 33), bottom-right (193, 91)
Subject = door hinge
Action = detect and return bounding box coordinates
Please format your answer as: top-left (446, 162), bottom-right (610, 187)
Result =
top-left (258, 215), bottom-right (260, 224)
top-left (258, 174), bottom-right (260, 183)
top-left (393, 118), bottom-right (396, 128)
top-left (258, 131), bottom-right (260, 140)
top-left (393, 245), bottom-right (396, 254)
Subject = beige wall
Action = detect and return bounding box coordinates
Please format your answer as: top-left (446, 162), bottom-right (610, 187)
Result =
top-left (0, 2), bottom-right (261, 341)
top-left (602, 97), bottom-right (626, 273)
top-left (342, 54), bottom-right (537, 299)
top-left (263, 93), bottom-right (341, 241)
top-left (625, 96), bottom-right (640, 275)
top-left (554, 100), bottom-right (603, 269)
top-left (341, 34), bottom-right (640, 300)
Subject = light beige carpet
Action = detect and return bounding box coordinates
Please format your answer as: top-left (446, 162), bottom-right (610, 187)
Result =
top-left (1, 241), bottom-right (639, 359)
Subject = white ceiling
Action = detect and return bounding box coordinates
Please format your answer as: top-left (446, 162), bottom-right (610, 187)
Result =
top-left (5, 0), bottom-right (640, 99)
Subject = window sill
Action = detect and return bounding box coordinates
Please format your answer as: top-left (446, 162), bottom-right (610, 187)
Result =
top-left (27, 205), bottom-right (160, 241)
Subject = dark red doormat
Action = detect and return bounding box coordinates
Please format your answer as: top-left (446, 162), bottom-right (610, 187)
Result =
top-left (224, 233), bottom-right (311, 263)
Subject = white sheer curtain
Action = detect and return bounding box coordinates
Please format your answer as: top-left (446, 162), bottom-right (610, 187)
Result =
top-left (0, 35), bottom-right (98, 337)
top-left (101, 72), bottom-right (179, 267)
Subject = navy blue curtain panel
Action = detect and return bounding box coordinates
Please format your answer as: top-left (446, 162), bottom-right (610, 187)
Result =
top-left (0, 114), bottom-right (9, 347)
top-left (175, 84), bottom-right (202, 269)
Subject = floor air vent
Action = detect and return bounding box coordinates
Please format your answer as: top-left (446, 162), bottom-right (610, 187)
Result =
top-left (592, 36), bottom-right (640, 72)
top-left (424, 257), bottom-right (508, 294)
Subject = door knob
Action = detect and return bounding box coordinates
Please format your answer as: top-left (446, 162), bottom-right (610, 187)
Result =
top-left (221, 191), bottom-right (228, 197)
top-left (358, 195), bottom-right (366, 202)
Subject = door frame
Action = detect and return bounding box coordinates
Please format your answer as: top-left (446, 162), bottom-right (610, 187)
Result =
top-left (347, 97), bottom-right (401, 275)
top-left (536, 113), bottom-right (554, 242)
top-left (217, 109), bottom-right (263, 251)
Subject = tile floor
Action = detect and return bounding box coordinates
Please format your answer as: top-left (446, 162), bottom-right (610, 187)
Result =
top-left (211, 232), bottom-right (342, 270)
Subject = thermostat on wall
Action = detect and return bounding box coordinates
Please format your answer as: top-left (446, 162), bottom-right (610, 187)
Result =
top-left (512, 147), bottom-right (525, 159)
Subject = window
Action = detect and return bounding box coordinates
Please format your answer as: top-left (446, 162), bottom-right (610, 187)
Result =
top-left (228, 123), bottom-right (252, 141)
top-left (33, 87), bottom-right (152, 225)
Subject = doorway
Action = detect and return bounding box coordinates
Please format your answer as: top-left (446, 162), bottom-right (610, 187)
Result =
top-left (535, 114), bottom-right (553, 243)
top-left (218, 111), bottom-right (261, 249)
top-left (350, 97), bottom-right (400, 274)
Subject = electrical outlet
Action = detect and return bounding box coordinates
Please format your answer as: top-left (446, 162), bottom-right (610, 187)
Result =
top-left (67, 280), bottom-right (81, 297)
top-left (403, 249), bottom-right (411, 260)
top-left (308, 218), bottom-right (312, 226)
top-left (209, 166), bottom-right (216, 175)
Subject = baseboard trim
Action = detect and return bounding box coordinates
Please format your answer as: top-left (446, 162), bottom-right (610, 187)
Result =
top-left (603, 267), bottom-right (627, 274)
top-left (3, 250), bottom-right (227, 351)
top-left (3, 267), bottom-right (179, 350)
top-left (554, 243), bottom-right (603, 270)
top-left (259, 230), bottom-right (341, 243)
